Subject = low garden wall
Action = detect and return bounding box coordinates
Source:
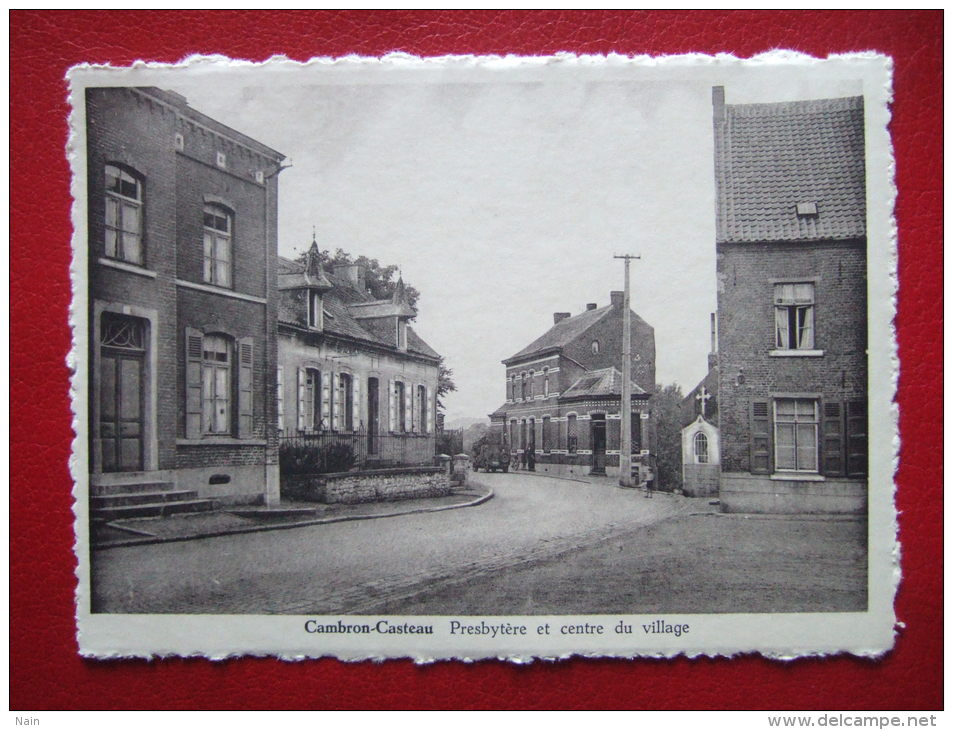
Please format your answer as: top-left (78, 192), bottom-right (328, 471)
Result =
top-left (282, 466), bottom-right (451, 504)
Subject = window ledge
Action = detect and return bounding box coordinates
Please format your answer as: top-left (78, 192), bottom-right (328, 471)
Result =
top-left (769, 349), bottom-right (824, 358)
top-left (177, 438), bottom-right (268, 447)
top-left (175, 278), bottom-right (267, 304)
top-left (770, 473), bottom-right (825, 482)
top-left (98, 257), bottom-right (157, 279)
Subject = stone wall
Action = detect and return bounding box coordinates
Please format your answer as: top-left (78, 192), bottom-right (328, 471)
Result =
top-left (282, 466), bottom-right (450, 504)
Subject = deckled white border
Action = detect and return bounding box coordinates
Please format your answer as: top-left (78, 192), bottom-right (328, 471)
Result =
top-left (67, 51), bottom-right (898, 662)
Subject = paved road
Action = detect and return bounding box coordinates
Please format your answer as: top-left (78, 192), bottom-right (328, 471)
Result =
top-left (91, 472), bottom-right (687, 614)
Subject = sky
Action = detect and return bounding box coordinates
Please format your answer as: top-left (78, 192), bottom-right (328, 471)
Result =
top-left (113, 57), bottom-right (863, 422)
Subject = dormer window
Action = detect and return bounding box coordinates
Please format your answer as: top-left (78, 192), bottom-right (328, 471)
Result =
top-left (591, 340), bottom-right (600, 354)
top-left (397, 319), bottom-right (407, 350)
top-left (308, 290), bottom-right (322, 329)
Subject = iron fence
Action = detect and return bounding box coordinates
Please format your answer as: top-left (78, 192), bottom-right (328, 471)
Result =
top-left (279, 427), bottom-right (437, 475)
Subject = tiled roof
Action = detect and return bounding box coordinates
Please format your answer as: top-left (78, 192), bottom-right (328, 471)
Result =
top-left (276, 256), bottom-right (439, 360)
top-left (506, 305), bottom-right (611, 362)
top-left (715, 95), bottom-right (866, 243)
top-left (561, 367), bottom-right (646, 399)
top-left (407, 327), bottom-right (440, 360)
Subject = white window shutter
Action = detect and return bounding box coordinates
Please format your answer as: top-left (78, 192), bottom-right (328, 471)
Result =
top-left (404, 381), bottom-right (413, 432)
top-left (332, 372), bottom-right (340, 431)
top-left (352, 376), bottom-right (360, 430)
top-left (276, 365), bottom-right (284, 430)
top-left (297, 367), bottom-right (306, 431)
top-left (388, 379), bottom-right (396, 432)
top-left (237, 337), bottom-right (254, 438)
top-left (321, 373), bottom-right (331, 430)
top-left (426, 386), bottom-right (434, 434)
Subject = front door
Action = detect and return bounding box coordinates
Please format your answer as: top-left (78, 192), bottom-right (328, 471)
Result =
top-left (99, 313), bottom-right (147, 472)
top-left (527, 418), bottom-right (536, 471)
top-left (591, 415), bottom-right (606, 474)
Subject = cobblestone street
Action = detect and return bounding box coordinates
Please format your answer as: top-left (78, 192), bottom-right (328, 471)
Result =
top-left (91, 473), bottom-right (688, 614)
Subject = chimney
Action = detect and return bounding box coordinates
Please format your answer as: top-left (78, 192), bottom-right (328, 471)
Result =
top-left (586, 303), bottom-right (597, 311)
top-left (553, 312), bottom-right (571, 324)
top-left (708, 312), bottom-right (718, 371)
top-left (712, 85), bottom-right (725, 122)
top-left (610, 291), bottom-right (624, 308)
top-left (333, 263), bottom-right (366, 293)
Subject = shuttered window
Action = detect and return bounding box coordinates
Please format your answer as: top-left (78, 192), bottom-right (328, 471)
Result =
top-left (541, 416), bottom-right (550, 451)
top-left (567, 415), bottom-right (577, 454)
top-left (395, 381), bottom-right (406, 433)
top-left (846, 400), bottom-right (868, 477)
top-left (822, 401), bottom-right (845, 476)
top-left (774, 398), bottom-right (818, 473)
top-left (749, 400), bottom-right (771, 474)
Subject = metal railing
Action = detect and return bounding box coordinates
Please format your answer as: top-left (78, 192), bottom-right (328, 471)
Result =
top-left (279, 427), bottom-right (436, 475)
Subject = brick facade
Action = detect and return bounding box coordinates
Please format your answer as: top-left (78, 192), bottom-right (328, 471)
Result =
top-left (490, 293), bottom-right (656, 480)
top-left (712, 87), bottom-right (868, 514)
top-left (86, 87), bottom-right (284, 504)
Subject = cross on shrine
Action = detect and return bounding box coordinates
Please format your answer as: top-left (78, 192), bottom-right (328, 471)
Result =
top-left (696, 386), bottom-right (712, 417)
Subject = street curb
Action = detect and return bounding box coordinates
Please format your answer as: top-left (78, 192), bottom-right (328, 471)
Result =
top-left (688, 511), bottom-right (865, 522)
top-left (93, 487), bottom-right (495, 551)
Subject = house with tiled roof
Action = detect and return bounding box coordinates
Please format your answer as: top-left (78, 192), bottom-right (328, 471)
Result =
top-left (488, 291), bottom-right (655, 480)
top-left (712, 86), bottom-right (868, 514)
top-left (277, 240), bottom-right (441, 469)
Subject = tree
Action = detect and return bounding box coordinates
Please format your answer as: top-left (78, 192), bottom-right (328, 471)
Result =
top-left (652, 382), bottom-right (684, 492)
top-left (296, 246), bottom-right (421, 309)
top-left (437, 357), bottom-right (457, 415)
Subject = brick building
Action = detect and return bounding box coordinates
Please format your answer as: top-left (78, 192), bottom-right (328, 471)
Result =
top-left (712, 87), bottom-right (868, 513)
top-left (276, 241), bottom-right (441, 469)
top-left (86, 87), bottom-right (285, 513)
top-left (489, 292), bottom-right (656, 480)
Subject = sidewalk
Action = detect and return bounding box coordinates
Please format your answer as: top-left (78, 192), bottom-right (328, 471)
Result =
top-left (92, 483), bottom-right (493, 550)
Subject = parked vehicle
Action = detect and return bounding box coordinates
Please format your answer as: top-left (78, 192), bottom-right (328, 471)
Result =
top-left (471, 433), bottom-right (510, 473)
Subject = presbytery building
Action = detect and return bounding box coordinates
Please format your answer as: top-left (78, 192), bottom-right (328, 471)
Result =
top-left (86, 86), bottom-right (286, 516)
top-left (712, 86), bottom-right (868, 514)
top-left (489, 292), bottom-right (656, 481)
top-left (276, 241), bottom-right (441, 468)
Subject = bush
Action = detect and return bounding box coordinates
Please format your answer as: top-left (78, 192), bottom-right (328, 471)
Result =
top-left (279, 441), bottom-right (357, 475)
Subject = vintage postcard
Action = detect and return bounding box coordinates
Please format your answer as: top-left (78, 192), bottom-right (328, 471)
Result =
top-left (68, 52), bottom-right (897, 660)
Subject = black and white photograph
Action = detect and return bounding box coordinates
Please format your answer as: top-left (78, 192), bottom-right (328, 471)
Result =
top-left (69, 53), bottom-right (896, 659)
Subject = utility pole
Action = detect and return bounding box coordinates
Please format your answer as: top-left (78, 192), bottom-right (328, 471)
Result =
top-left (614, 253), bottom-right (640, 488)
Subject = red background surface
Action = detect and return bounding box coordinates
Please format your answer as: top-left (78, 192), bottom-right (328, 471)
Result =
top-left (10, 10), bottom-right (942, 710)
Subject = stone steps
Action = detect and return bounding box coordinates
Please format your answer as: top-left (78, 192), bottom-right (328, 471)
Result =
top-left (92, 498), bottom-right (218, 522)
top-left (91, 481), bottom-right (176, 496)
top-left (90, 480), bottom-right (217, 523)
top-left (91, 489), bottom-right (200, 509)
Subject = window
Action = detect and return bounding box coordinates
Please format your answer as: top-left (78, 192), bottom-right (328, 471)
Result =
top-left (201, 335), bottom-right (231, 434)
top-left (520, 374), bottom-right (527, 401)
top-left (308, 291), bottom-right (322, 328)
top-left (417, 385), bottom-right (427, 433)
top-left (507, 379), bottom-right (513, 401)
top-left (591, 340), bottom-right (600, 354)
top-left (509, 420), bottom-right (517, 451)
top-left (528, 371), bottom-right (535, 399)
top-left (541, 416), bottom-right (550, 451)
top-left (304, 368), bottom-right (322, 431)
top-left (775, 283), bottom-right (814, 350)
top-left (774, 398), bottom-right (818, 472)
top-left (395, 381), bottom-right (406, 433)
top-left (203, 204), bottom-right (232, 288)
top-left (567, 414), bottom-right (577, 454)
top-left (104, 164), bottom-right (143, 265)
top-left (543, 368), bottom-right (549, 397)
top-left (631, 412), bottom-right (643, 453)
top-left (694, 432), bottom-right (709, 464)
top-left (276, 365), bottom-right (284, 431)
top-left (338, 373), bottom-right (354, 431)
